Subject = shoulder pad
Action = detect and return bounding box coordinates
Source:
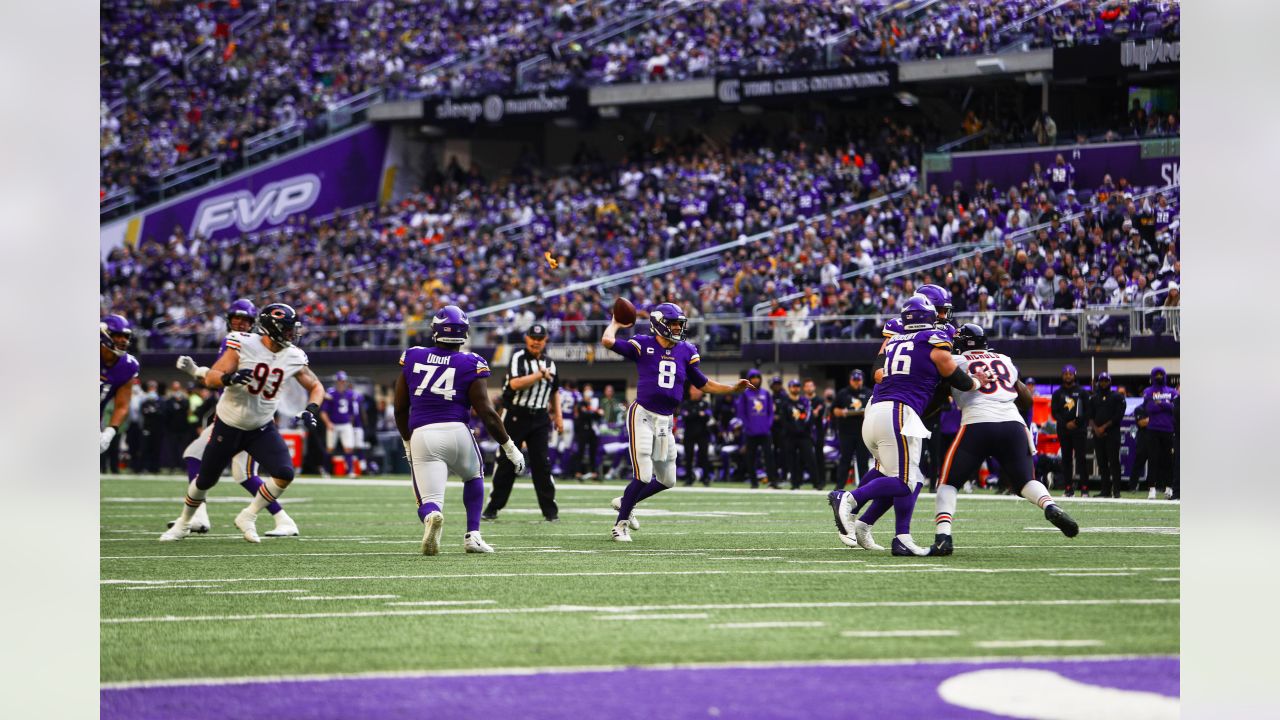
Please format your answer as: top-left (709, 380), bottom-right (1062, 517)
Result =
top-left (923, 329), bottom-right (953, 348)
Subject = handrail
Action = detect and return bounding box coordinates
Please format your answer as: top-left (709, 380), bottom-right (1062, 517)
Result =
top-left (935, 128), bottom-right (991, 152)
top-left (516, 0), bottom-right (655, 90)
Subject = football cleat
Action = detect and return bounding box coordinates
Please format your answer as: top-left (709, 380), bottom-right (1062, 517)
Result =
top-left (828, 491), bottom-right (854, 538)
top-left (891, 535), bottom-right (930, 557)
top-left (1044, 504), bottom-right (1080, 538)
top-left (159, 520), bottom-right (190, 542)
top-left (263, 510), bottom-right (300, 537)
top-left (1147, 487), bottom-right (1157, 500)
top-left (611, 521), bottom-right (632, 543)
top-left (481, 511), bottom-right (498, 521)
top-left (464, 531), bottom-right (494, 554)
top-left (929, 533), bottom-right (954, 556)
top-left (234, 509), bottom-right (261, 544)
top-left (188, 503), bottom-right (211, 533)
top-left (1164, 486), bottom-right (1174, 500)
top-left (421, 511), bottom-right (443, 556)
top-left (610, 496), bottom-right (639, 530)
top-left (851, 520), bottom-right (885, 551)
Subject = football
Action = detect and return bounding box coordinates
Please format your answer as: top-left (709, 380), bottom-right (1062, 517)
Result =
top-left (612, 297), bottom-right (637, 326)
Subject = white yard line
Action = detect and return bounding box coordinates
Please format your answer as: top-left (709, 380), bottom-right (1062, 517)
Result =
top-left (1050, 573), bottom-right (1135, 577)
top-left (100, 653), bottom-right (1178, 690)
top-left (100, 598), bottom-right (1177, 625)
top-left (124, 585), bottom-right (221, 591)
top-left (294, 595), bottom-right (399, 601)
top-left (385, 600), bottom-right (497, 607)
top-left (594, 613), bottom-right (709, 621)
top-left (207, 589), bottom-right (308, 595)
top-left (842, 630), bottom-right (960, 638)
top-left (975, 640), bottom-right (1104, 649)
top-left (712, 621), bottom-right (826, 629)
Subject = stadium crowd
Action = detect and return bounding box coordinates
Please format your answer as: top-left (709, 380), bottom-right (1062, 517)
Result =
top-left (101, 0), bottom-right (1180, 203)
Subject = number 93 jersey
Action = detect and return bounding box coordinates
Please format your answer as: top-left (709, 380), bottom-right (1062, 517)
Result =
top-left (609, 334), bottom-right (708, 416)
top-left (217, 332), bottom-right (311, 430)
top-left (951, 349), bottom-right (1024, 425)
top-left (400, 346), bottom-right (491, 430)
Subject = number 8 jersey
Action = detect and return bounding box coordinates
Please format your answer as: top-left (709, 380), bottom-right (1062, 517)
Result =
top-left (608, 334), bottom-right (707, 416)
top-left (217, 331), bottom-right (311, 430)
top-left (951, 349), bottom-right (1025, 425)
top-left (399, 345), bottom-right (491, 429)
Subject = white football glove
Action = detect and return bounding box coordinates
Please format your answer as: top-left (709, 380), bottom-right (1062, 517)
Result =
top-left (176, 355), bottom-right (199, 377)
top-left (500, 439), bottom-right (526, 474)
top-left (402, 439), bottom-right (412, 463)
top-left (99, 426), bottom-right (116, 454)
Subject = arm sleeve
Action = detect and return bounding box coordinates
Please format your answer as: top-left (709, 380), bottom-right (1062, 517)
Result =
top-left (687, 361), bottom-right (709, 389)
top-left (609, 337), bottom-right (641, 360)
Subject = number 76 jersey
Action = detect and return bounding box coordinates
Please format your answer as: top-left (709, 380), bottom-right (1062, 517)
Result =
top-left (400, 346), bottom-right (491, 430)
top-left (952, 349), bottom-right (1025, 425)
top-left (217, 331), bottom-right (311, 430)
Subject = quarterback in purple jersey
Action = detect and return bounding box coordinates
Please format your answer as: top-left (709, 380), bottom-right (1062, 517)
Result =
top-left (393, 306), bottom-right (525, 555)
top-left (830, 296), bottom-right (991, 556)
top-left (100, 315), bottom-right (140, 455)
top-left (172, 299), bottom-right (298, 537)
top-left (601, 302), bottom-right (750, 541)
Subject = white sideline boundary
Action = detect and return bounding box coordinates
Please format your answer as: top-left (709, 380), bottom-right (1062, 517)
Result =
top-left (100, 653), bottom-right (1179, 690)
top-left (100, 598), bottom-right (1178, 625)
top-left (100, 474), bottom-right (1182, 505)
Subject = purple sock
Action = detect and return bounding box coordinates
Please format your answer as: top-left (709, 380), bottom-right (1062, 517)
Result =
top-left (417, 502), bottom-right (442, 521)
top-left (346, 454), bottom-right (356, 474)
top-left (184, 457), bottom-right (201, 482)
top-left (616, 478), bottom-right (646, 522)
top-left (463, 477), bottom-right (483, 533)
top-left (850, 467), bottom-right (885, 511)
top-left (850, 475), bottom-right (910, 508)
top-left (859, 497), bottom-right (894, 526)
top-left (893, 483), bottom-right (923, 536)
top-left (636, 479), bottom-right (670, 503)
top-left (241, 476), bottom-right (283, 515)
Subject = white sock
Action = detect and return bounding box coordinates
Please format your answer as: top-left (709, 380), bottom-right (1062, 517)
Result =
top-left (247, 477), bottom-right (289, 515)
top-left (1021, 480), bottom-right (1054, 509)
top-left (935, 484), bottom-right (958, 535)
top-left (180, 483), bottom-right (207, 522)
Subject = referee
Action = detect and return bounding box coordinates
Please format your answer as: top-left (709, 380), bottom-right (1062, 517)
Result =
top-left (483, 324), bottom-right (562, 521)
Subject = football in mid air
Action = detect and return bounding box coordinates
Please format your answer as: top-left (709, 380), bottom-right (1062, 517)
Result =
top-left (612, 297), bottom-right (637, 326)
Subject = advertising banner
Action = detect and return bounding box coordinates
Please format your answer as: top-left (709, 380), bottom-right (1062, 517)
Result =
top-left (105, 124), bottom-right (390, 250)
top-left (425, 89), bottom-right (587, 125)
top-left (716, 66), bottom-right (897, 104)
top-left (924, 139), bottom-right (1179, 193)
top-left (1054, 39), bottom-right (1179, 78)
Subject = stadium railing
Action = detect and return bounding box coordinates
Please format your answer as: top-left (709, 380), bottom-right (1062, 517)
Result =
top-left (134, 308), bottom-right (1179, 354)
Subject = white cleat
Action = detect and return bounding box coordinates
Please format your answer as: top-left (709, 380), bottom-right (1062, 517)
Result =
top-left (1147, 487), bottom-right (1157, 500)
top-left (610, 496), bottom-right (639, 530)
top-left (851, 520), bottom-right (885, 551)
top-left (234, 509), bottom-right (261, 544)
top-left (464, 531), bottom-right (494, 554)
top-left (188, 502), bottom-right (211, 533)
top-left (611, 521), bottom-right (633, 542)
top-left (159, 520), bottom-right (190, 542)
top-left (1164, 486), bottom-right (1174, 500)
top-left (263, 510), bottom-right (300, 537)
top-left (421, 511), bottom-right (443, 556)
top-left (891, 535), bottom-right (931, 557)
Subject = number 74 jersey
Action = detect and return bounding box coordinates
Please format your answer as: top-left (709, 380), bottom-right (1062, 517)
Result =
top-left (217, 331), bottom-right (311, 430)
top-left (952, 349), bottom-right (1025, 425)
top-left (399, 346), bottom-right (491, 430)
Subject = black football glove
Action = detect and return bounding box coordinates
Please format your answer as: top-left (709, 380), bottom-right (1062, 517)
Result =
top-left (226, 368), bottom-right (255, 386)
top-left (298, 403), bottom-right (321, 429)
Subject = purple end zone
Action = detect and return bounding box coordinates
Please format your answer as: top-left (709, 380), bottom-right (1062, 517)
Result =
top-left (103, 657), bottom-right (1178, 720)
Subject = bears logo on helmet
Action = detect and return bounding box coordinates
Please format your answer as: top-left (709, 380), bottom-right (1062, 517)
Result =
top-left (257, 303), bottom-right (301, 347)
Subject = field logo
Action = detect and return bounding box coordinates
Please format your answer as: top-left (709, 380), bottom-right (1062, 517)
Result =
top-left (191, 173), bottom-right (321, 237)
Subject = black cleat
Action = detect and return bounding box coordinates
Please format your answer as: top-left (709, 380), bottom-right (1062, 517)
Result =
top-left (1045, 505), bottom-right (1079, 538)
top-left (481, 511), bottom-right (498, 521)
top-left (929, 533), bottom-right (954, 556)
top-left (827, 491), bottom-right (851, 536)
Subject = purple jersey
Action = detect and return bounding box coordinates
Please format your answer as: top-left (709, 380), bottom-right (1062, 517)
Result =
top-left (1046, 163), bottom-right (1074, 193)
top-left (322, 388), bottom-right (360, 424)
top-left (871, 328), bottom-right (952, 417)
top-left (609, 334), bottom-right (708, 416)
top-left (100, 353), bottom-right (140, 411)
top-left (399, 346), bottom-right (492, 430)
top-left (734, 386), bottom-right (774, 437)
top-left (1142, 385), bottom-right (1178, 433)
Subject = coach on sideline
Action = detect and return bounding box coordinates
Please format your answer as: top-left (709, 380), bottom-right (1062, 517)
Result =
top-left (483, 323), bottom-right (561, 521)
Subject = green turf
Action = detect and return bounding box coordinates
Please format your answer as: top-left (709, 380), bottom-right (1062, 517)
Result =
top-left (100, 475), bottom-right (1179, 684)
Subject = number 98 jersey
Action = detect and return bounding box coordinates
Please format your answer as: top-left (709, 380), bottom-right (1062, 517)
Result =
top-left (217, 332), bottom-right (311, 430)
top-left (400, 346), bottom-right (491, 430)
top-left (952, 349), bottom-right (1025, 425)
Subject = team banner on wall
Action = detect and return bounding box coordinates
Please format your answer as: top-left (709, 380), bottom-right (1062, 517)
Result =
top-left (924, 140), bottom-right (1179, 193)
top-left (425, 89), bottom-right (587, 125)
top-left (116, 124), bottom-right (390, 246)
top-left (716, 66), bottom-right (897, 104)
top-left (1054, 39), bottom-right (1180, 78)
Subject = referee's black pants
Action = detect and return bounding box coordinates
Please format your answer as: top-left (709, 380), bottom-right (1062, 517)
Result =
top-left (485, 409), bottom-right (558, 520)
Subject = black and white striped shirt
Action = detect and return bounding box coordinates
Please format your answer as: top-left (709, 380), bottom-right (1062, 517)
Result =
top-left (502, 349), bottom-right (559, 411)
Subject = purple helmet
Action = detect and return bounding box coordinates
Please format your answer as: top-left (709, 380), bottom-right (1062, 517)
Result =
top-left (917, 284), bottom-right (953, 321)
top-left (258, 303), bottom-right (301, 347)
top-left (649, 302), bottom-right (688, 342)
top-left (900, 294), bottom-right (937, 331)
top-left (431, 305), bottom-right (470, 345)
top-left (100, 314), bottom-right (132, 356)
top-left (334, 370), bottom-right (349, 382)
top-left (227, 298), bottom-right (258, 328)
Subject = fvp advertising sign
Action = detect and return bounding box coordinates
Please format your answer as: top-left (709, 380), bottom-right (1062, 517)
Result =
top-left (106, 124), bottom-right (389, 250)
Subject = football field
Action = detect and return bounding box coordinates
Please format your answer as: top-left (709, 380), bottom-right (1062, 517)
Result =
top-left (101, 474), bottom-right (1180, 718)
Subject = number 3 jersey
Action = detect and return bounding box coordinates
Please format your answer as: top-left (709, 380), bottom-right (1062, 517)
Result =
top-left (217, 331), bottom-right (311, 430)
top-left (608, 333), bottom-right (707, 416)
top-left (951, 349), bottom-right (1024, 425)
top-left (399, 346), bottom-right (491, 430)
